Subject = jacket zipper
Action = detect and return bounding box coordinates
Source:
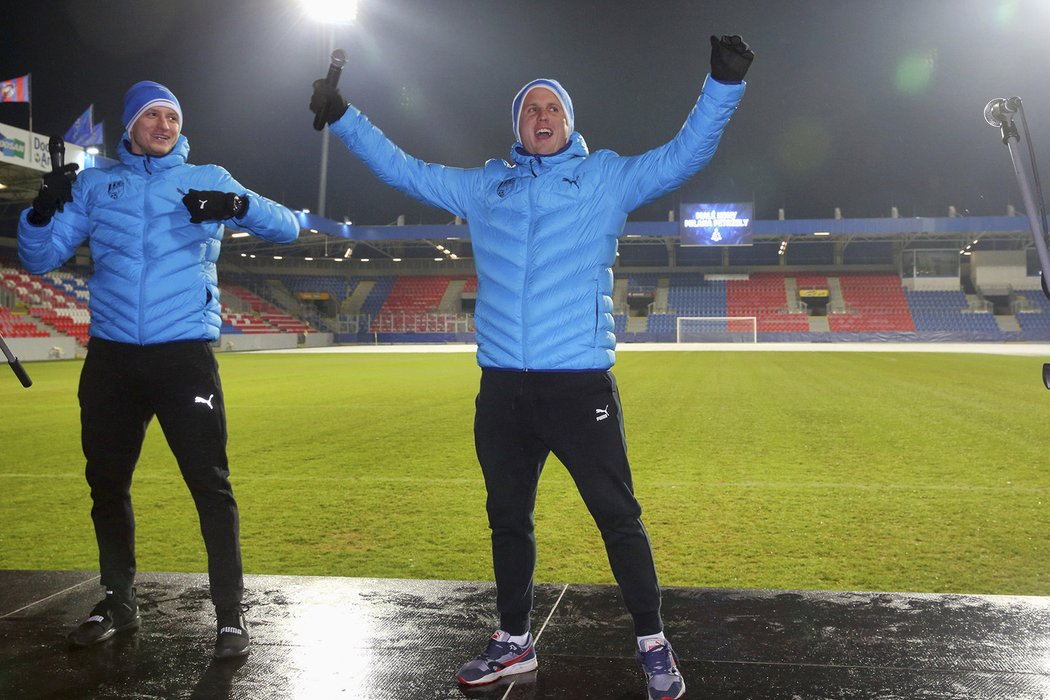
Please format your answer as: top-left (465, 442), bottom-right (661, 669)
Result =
top-left (138, 155), bottom-right (152, 343)
top-left (521, 155), bottom-right (541, 371)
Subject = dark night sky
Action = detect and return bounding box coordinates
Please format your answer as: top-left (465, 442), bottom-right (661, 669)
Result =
top-left (2, 0), bottom-right (1048, 226)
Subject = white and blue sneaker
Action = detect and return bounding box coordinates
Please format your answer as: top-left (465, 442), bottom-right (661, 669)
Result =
top-left (636, 638), bottom-right (685, 700)
top-left (456, 630), bottom-right (538, 686)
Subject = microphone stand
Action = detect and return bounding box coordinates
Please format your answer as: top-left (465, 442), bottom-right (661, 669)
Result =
top-left (0, 331), bottom-right (32, 388)
top-left (987, 98), bottom-right (1050, 387)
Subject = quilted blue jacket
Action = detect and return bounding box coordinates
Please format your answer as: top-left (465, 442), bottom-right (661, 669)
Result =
top-left (18, 136), bottom-right (299, 345)
top-left (332, 75), bottom-right (745, 370)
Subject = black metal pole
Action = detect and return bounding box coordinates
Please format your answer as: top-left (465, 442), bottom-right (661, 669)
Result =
top-left (0, 332), bottom-right (32, 388)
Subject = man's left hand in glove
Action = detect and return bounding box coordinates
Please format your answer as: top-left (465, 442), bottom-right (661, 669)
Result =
top-left (710, 34), bottom-right (755, 84)
top-left (182, 189), bottom-right (249, 223)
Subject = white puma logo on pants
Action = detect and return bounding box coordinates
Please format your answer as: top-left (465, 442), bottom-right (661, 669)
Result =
top-left (195, 394), bottom-right (214, 410)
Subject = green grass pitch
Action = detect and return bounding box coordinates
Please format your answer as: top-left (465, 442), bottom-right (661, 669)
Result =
top-left (2, 349), bottom-right (1048, 596)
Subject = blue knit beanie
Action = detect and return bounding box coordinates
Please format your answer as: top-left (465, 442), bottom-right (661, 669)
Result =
top-left (512, 78), bottom-right (573, 144)
top-left (122, 81), bottom-right (182, 136)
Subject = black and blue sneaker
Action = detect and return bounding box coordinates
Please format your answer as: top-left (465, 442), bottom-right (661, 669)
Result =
top-left (636, 638), bottom-right (685, 700)
top-left (456, 630), bottom-right (538, 686)
top-left (213, 604), bottom-right (251, 659)
top-left (67, 588), bottom-right (140, 648)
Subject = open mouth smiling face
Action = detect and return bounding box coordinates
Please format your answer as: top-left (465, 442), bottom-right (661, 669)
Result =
top-left (519, 87), bottom-right (568, 156)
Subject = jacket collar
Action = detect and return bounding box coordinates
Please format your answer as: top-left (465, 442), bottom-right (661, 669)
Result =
top-left (117, 134), bottom-right (190, 173)
top-left (510, 131), bottom-right (588, 170)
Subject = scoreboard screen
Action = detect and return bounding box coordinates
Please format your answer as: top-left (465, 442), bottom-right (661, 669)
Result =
top-left (679, 202), bottom-right (754, 246)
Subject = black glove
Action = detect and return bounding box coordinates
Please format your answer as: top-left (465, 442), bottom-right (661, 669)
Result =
top-left (710, 34), bottom-right (754, 84)
top-left (28, 163), bottom-right (79, 224)
top-left (310, 78), bottom-right (348, 126)
top-left (182, 189), bottom-right (248, 223)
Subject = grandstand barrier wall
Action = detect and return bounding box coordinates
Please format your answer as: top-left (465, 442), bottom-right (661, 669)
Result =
top-left (334, 331), bottom-right (476, 345)
top-left (5, 333), bottom-right (326, 361)
top-left (331, 329), bottom-right (1035, 345)
top-left (303, 332), bottom-right (334, 348)
top-left (3, 336), bottom-right (78, 361)
top-left (218, 333), bottom-right (298, 352)
top-left (619, 330), bottom-right (1028, 343)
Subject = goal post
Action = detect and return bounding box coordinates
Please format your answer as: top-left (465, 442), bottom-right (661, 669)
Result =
top-left (675, 316), bottom-right (758, 343)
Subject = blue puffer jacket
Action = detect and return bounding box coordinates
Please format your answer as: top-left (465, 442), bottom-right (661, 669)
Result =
top-left (18, 136), bottom-right (299, 345)
top-left (332, 75), bottom-right (745, 370)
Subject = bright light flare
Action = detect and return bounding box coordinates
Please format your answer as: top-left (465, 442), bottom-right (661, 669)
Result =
top-left (298, 0), bottom-right (358, 24)
top-left (895, 50), bottom-right (936, 94)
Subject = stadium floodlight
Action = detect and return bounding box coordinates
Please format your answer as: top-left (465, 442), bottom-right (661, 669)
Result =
top-left (676, 316), bottom-right (757, 343)
top-left (298, 0), bottom-right (358, 24)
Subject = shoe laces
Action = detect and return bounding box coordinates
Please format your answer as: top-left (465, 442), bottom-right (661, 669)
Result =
top-left (217, 603), bottom-right (250, 627)
top-left (92, 592), bottom-right (134, 617)
top-left (480, 635), bottom-right (524, 661)
top-left (638, 642), bottom-right (679, 676)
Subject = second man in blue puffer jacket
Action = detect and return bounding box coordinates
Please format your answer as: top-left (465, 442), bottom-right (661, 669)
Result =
top-left (19, 80), bottom-right (299, 660)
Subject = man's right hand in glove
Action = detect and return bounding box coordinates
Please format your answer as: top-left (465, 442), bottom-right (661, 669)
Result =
top-left (310, 78), bottom-right (348, 126)
top-left (27, 163), bottom-right (79, 225)
top-left (182, 189), bottom-right (248, 223)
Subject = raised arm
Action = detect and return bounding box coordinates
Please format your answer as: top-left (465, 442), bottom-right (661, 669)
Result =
top-left (18, 165), bottom-right (89, 274)
top-left (604, 35), bottom-right (754, 213)
top-left (310, 80), bottom-right (482, 219)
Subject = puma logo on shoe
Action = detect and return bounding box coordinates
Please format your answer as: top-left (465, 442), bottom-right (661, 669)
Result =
top-left (195, 395), bottom-right (214, 409)
top-left (595, 405), bottom-right (609, 421)
top-left (219, 626), bottom-right (243, 636)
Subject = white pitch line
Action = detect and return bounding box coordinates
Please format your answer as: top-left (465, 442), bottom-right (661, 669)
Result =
top-left (499, 582), bottom-right (570, 700)
top-left (0, 574), bottom-right (98, 619)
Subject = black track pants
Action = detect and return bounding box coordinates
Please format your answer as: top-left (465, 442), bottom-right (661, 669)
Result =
top-left (78, 338), bottom-right (243, 609)
top-left (474, 369), bottom-right (663, 637)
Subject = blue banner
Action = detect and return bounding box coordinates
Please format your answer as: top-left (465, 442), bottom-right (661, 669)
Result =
top-left (64, 105), bottom-right (95, 147)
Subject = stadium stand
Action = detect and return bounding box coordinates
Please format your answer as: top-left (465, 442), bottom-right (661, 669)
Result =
top-left (727, 273), bottom-right (809, 333)
top-left (667, 275), bottom-right (727, 317)
top-left (2, 266), bottom-right (91, 346)
top-left (220, 283), bottom-right (310, 334)
top-left (903, 289), bottom-right (1002, 336)
top-left (0, 307), bottom-right (48, 338)
top-left (830, 273), bottom-right (915, 332)
top-left (7, 254), bottom-right (1050, 347)
top-left (1014, 290), bottom-right (1050, 339)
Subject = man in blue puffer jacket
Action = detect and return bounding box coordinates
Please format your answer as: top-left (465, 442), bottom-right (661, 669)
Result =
top-left (18, 80), bottom-right (299, 660)
top-left (311, 35), bottom-right (753, 700)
